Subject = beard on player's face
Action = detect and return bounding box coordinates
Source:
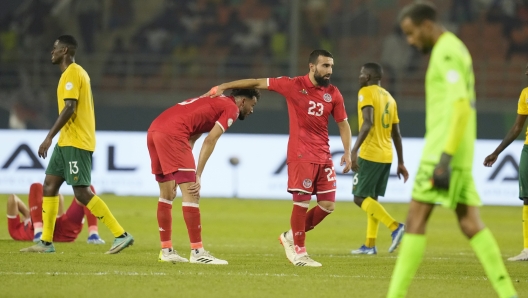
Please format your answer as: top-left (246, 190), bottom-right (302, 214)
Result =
top-left (314, 69), bottom-right (331, 87)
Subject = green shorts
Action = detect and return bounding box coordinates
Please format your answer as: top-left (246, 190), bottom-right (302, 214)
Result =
top-left (519, 145), bottom-right (528, 199)
top-left (45, 144), bottom-right (93, 186)
top-left (412, 162), bottom-right (481, 209)
top-left (352, 157), bottom-right (391, 198)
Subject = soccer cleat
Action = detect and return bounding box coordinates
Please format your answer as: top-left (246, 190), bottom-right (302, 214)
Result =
top-left (279, 231), bottom-right (296, 263)
top-left (389, 223), bottom-right (405, 253)
top-left (32, 232), bottom-right (42, 243)
top-left (190, 250), bottom-right (228, 265)
top-left (351, 245), bottom-right (377, 255)
top-left (20, 241), bottom-right (55, 253)
top-left (87, 233), bottom-right (106, 245)
top-left (158, 249), bottom-right (189, 263)
top-left (293, 254), bottom-right (322, 267)
top-left (105, 233), bottom-right (134, 254)
top-left (507, 249), bottom-right (528, 261)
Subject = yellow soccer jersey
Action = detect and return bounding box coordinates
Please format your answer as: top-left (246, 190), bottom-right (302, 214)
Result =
top-left (518, 87), bottom-right (528, 144)
top-left (57, 63), bottom-right (96, 151)
top-left (357, 85), bottom-right (399, 163)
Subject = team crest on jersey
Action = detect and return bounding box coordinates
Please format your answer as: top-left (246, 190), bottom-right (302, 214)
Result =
top-left (303, 179), bottom-right (312, 188)
top-left (299, 89), bottom-right (308, 95)
top-left (323, 93), bottom-right (332, 102)
top-left (228, 118), bottom-right (234, 127)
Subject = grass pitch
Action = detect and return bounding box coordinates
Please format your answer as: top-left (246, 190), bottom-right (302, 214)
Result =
top-left (0, 194), bottom-right (527, 298)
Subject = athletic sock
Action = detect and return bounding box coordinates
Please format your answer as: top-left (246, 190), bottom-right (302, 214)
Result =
top-left (158, 198), bottom-right (173, 249)
top-left (84, 206), bottom-right (99, 234)
top-left (182, 202), bottom-right (202, 249)
top-left (41, 196), bottom-right (59, 243)
top-left (523, 206), bottom-right (528, 249)
top-left (28, 183), bottom-right (43, 230)
top-left (366, 214), bottom-right (379, 247)
top-left (470, 228), bottom-right (517, 298)
top-left (291, 202), bottom-right (309, 252)
top-left (387, 234), bottom-right (426, 298)
top-left (86, 195), bottom-right (125, 237)
top-left (305, 204), bottom-right (332, 232)
top-left (361, 197), bottom-right (398, 231)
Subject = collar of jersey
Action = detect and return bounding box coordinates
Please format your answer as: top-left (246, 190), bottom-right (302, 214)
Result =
top-left (302, 74), bottom-right (324, 90)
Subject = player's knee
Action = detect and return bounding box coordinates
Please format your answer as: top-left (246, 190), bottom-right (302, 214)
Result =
top-left (353, 196), bottom-right (364, 207)
top-left (458, 217), bottom-right (483, 239)
top-left (318, 201), bottom-right (335, 212)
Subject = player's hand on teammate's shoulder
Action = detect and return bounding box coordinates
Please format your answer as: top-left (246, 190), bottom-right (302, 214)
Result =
top-left (200, 86), bottom-right (224, 98)
top-left (38, 137), bottom-right (53, 159)
top-left (483, 153), bottom-right (498, 167)
top-left (397, 163), bottom-right (409, 183)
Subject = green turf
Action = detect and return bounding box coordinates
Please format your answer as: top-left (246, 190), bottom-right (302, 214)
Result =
top-left (0, 194), bottom-right (527, 298)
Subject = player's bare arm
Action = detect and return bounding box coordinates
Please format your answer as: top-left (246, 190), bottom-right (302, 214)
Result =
top-left (38, 99), bottom-right (77, 159)
top-left (484, 114), bottom-right (528, 167)
top-left (188, 124), bottom-right (224, 196)
top-left (350, 106), bottom-right (373, 173)
top-left (204, 79), bottom-right (268, 97)
top-left (189, 133), bottom-right (203, 150)
top-left (391, 123), bottom-right (409, 182)
top-left (337, 119), bottom-right (353, 173)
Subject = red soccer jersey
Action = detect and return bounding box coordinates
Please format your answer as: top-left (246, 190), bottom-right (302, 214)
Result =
top-left (268, 75), bottom-right (348, 164)
top-left (149, 95), bottom-right (240, 136)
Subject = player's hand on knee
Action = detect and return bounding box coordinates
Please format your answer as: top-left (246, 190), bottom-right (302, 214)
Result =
top-left (188, 175), bottom-right (201, 197)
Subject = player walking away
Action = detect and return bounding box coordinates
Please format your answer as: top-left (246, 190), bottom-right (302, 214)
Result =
top-left (8, 183), bottom-right (105, 244)
top-left (20, 35), bottom-right (134, 254)
top-left (387, 3), bottom-right (517, 298)
top-left (350, 63), bottom-right (408, 255)
top-left (148, 89), bottom-right (259, 265)
top-left (484, 63), bottom-right (528, 262)
top-left (203, 49), bottom-right (353, 267)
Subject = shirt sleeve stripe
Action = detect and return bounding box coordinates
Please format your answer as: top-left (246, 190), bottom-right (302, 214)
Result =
top-left (215, 121), bottom-right (226, 132)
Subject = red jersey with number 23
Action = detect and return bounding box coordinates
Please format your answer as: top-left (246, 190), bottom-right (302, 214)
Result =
top-left (148, 95), bottom-right (240, 137)
top-left (268, 75), bottom-right (347, 164)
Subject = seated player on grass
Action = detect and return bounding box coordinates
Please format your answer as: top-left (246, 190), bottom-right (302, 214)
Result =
top-left (7, 182), bottom-right (104, 244)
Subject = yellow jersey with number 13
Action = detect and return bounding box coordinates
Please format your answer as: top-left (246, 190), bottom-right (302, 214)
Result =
top-left (357, 85), bottom-right (400, 163)
top-left (56, 63), bottom-right (96, 151)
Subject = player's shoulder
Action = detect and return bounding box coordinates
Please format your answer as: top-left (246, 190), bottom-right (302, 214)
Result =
top-left (520, 87), bottom-right (528, 97)
top-left (434, 32), bottom-right (468, 61)
top-left (64, 63), bottom-right (89, 78)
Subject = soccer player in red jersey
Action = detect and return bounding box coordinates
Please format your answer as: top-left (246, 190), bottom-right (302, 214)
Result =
top-left (203, 49), bottom-right (353, 267)
top-left (148, 88), bottom-right (260, 265)
top-left (7, 183), bottom-right (104, 243)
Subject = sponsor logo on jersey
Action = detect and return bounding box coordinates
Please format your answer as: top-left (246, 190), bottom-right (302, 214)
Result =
top-left (303, 179), bottom-right (312, 188)
top-left (299, 89), bottom-right (308, 95)
top-left (359, 95), bottom-right (364, 102)
top-left (323, 93), bottom-right (332, 102)
top-left (65, 82), bottom-right (73, 90)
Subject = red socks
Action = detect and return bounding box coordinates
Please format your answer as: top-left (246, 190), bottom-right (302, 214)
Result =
top-left (157, 198), bottom-right (173, 248)
top-left (291, 202), bottom-right (309, 251)
top-left (28, 183), bottom-right (43, 224)
top-left (305, 204), bottom-right (332, 232)
top-left (182, 203), bottom-right (202, 249)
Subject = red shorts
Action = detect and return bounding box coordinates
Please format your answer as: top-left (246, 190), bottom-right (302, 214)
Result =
top-left (147, 131), bottom-right (196, 183)
top-left (7, 215), bottom-right (33, 241)
top-left (287, 162), bottom-right (337, 196)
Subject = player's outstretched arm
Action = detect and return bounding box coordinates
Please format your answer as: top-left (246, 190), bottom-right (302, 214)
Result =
top-left (188, 124), bottom-right (224, 196)
top-left (391, 123), bottom-right (409, 182)
top-left (350, 106), bottom-right (374, 173)
top-left (38, 99), bottom-right (77, 159)
top-left (337, 120), bottom-right (353, 173)
top-left (203, 79), bottom-right (268, 98)
top-left (484, 114), bottom-right (528, 167)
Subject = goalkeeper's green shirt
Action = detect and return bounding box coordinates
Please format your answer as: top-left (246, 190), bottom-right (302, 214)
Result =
top-left (421, 31), bottom-right (476, 170)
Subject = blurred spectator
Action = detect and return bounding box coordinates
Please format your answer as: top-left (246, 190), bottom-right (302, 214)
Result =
top-left (450, 0), bottom-right (473, 23)
top-left (380, 26), bottom-right (419, 95)
top-left (75, 0), bottom-right (102, 54)
top-left (104, 37), bottom-right (128, 82)
top-left (108, 0), bottom-right (134, 30)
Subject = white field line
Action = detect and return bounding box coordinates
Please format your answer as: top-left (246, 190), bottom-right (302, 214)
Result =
top-left (0, 271), bottom-right (494, 281)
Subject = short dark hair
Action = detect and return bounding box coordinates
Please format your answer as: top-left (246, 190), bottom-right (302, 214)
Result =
top-left (230, 89), bottom-right (260, 101)
top-left (308, 49), bottom-right (333, 65)
top-left (398, 1), bottom-right (437, 25)
top-left (57, 35), bottom-right (78, 48)
top-left (363, 62), bottom-right (383, 79)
